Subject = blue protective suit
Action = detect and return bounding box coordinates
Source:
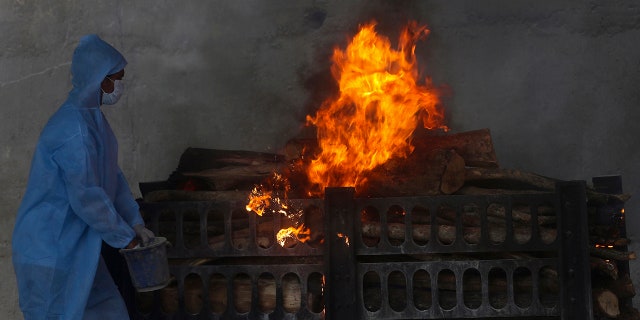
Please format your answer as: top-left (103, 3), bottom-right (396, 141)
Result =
top-left (12, 34), bottom-right (143, 320)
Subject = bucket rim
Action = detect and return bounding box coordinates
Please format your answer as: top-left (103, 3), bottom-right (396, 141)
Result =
top-left (119, 236), bottom-right (167, 253)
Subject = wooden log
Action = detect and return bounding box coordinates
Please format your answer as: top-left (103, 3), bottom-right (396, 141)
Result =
top-left (142, 189), bottom-right (249, 203)
top-left (587, 189), bottom-right (632, 205)
top-left (462, 168), bottom-right (630, 204)
top-left (439, 150), bottom-right (466, 194)
top-left (204, 219), bottom-right (558, 250)
top-left (593, 274), bottom-right (636, 300)
top-left (590, 225), bottom-right (622, 240)
top-left (593, 288), bottom-right (620, 318)
top-left (209, 275), bottom-right (228, 314)
top-left (424, 268), bottom-right (556, 293)
top-left (614, 238), bottom-right (632, 247)
top-left (360, 221), bottom-right (557, 245)
top-left (233, 275), bottom-right (252, 313)
top-left (618, 305), bottom-right (640, 320)
top-left (365, 267), bottom-right (558, 311)
top-left (176, 147), bottom-right (285, 172)
top-left (591, 237), bottom-right (631, 248)
top-left (591, 257), bottom-right (620, 280)
top-left (411, 128), bottom-right (499, 168)
top-left (178, 162), bottom-right (285, 191)
top-left (591, 247), bottom-right (637, 261)
top-left (455, 185), bottom-right (549, 196)
top-left (285, 128), bottom-right (499, 168)
top-left (465, 168), bottom-right (558, 191)
top-left (436, 203), bottom-right (557, 227)
top-left (362, 148), bottom-right (466, 197)
top-left (258, 277), bottom-right (276, 312)
top-left (210, 272), bottom-right (313, 315)
top-left (285, 129), bottom-right (499, 197)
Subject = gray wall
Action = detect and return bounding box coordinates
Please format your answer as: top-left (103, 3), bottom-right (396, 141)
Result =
top-left (1, 0), bottom-right (639, 318)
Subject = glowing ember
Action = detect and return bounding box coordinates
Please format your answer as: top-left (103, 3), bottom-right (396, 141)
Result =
top-left (246, 173), bottom-right (301, 218)
top-left (337, 233), bottom-right (350, 246)
top-left (305, 21), bottom-right (448, 195)
top-left (276, 224), bottom-right (312, 247)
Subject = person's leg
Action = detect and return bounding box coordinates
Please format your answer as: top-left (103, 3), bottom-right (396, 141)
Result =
top-left (84, 256), bottom-right (130, 320)
top-left (101, 242), bottom-right (136, 316)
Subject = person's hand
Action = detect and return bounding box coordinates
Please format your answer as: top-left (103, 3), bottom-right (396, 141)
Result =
top-left (133, 224), bottom-right (155, 247)
top-left (125, 238), bottom-right (139, 249)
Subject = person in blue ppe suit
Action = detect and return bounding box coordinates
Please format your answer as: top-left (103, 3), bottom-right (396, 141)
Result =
top-left (12, 34), bottom-right (155, 320)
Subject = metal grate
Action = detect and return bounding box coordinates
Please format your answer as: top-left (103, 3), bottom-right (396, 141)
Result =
top-left (132, 181), bottom-right (591, 319)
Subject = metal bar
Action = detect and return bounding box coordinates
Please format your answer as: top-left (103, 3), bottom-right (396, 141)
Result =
top-left (557, 181), bottom-right (593, 320)
top-left (324, 187), bottom-right (358, 320)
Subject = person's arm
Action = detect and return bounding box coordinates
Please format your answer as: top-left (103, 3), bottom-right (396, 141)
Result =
top-left (115, 167), bottom-right (155, 246)
top-left (53, 135), bottom-right (135, 249)
top-left (114, 167), bottom-right (144, 227)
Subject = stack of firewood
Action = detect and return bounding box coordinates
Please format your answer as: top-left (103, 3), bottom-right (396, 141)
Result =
top-left (139, 128), bottom-right (638, 319)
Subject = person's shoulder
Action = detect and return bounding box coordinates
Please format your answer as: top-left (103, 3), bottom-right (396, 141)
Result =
top-left (39, 105), bottom-right (88, 149)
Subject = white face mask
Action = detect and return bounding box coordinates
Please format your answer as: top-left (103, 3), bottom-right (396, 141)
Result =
top-left (101, 78), bottom-right (124, 105)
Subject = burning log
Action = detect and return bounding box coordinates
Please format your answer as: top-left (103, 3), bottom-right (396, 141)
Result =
top-left (362, 148), bottom-right (466, 197)
top-left (284, 129), bottom-right (500, 197)
top-left (412, 128), bottom-right (499, 168)
top-left (285, 128), bottom-right (498, 168)
top-left (372, 148), bottom-right (464, 196)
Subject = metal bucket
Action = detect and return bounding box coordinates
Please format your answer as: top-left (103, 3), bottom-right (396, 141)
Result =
top-left (120, 237), bottom-right (171, 292)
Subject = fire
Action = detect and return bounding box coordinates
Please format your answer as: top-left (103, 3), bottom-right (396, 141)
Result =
top-left (246, 173), bottom-right (301, 218)
top-left (247, 173), bottom-right (307, 247)
top-left (276, 224), bottom-right (312, 247)
top-left (247, 21), bottom-right (446, 246)
top-left (305, 21), bottom-right (447, 195)
top-left (245, 187), bottom-right (272, 216)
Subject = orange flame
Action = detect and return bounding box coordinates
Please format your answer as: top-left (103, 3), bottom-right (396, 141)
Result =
top-left (276, 224), bottom-right (312, 247)
top-left (246, 173), bottom-right (301, 218)
top-left (246, 187), bottom-right (272, 216)
top-left (305, 21), bottom-right (447, 195)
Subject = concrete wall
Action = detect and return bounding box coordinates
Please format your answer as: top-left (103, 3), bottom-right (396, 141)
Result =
top-left (1, 0), bottom-right (639, 318)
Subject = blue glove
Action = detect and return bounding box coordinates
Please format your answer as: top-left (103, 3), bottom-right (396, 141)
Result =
top-left (133, 224), bottom-right (155, 247)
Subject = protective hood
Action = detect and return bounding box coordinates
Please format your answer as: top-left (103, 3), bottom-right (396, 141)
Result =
top-left (67, 34), bottom-right (127, 108)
